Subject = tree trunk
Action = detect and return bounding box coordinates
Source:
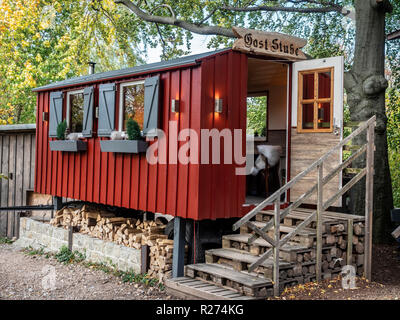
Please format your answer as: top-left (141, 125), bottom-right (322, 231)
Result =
top-left (344, 0), bottom-right (393, 243)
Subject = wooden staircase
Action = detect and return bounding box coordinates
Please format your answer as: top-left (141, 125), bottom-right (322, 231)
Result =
top-left (165, 116), bottom-right (375, 300)
top-left (165, 208), bottom-right (366, 300)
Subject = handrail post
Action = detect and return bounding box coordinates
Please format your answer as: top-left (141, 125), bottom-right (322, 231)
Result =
top-left (273, 197), bottom-right (280, 296)
top-left (316, 163), bottom-right (323, 282)
top-left (364, 121), bottom-right (375, 280)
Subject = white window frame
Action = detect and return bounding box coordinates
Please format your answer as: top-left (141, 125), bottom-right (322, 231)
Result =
top-left (118, 80), bottom-right (145, 132)
top-left (66, 89), bottom-right (85, 137)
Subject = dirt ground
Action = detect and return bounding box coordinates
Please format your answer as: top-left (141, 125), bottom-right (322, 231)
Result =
top-left (1, 242), bottom-right (399, 300)
top-left (0, 243), bottom-right (171, 300)
top-left (275, 243), bottom-right (400, 300)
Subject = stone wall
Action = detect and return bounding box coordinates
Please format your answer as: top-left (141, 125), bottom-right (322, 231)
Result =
top-left (15, 218), bottom-right (141, 273)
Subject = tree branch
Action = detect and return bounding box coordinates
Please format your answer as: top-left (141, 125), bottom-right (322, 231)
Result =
top-left (220, 1), bottom-right (344, 14)
top-left (114, 0), bottom-right (235, 37)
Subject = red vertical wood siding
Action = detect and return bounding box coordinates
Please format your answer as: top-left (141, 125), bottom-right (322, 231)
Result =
top-left (197, 51), bottom-right (247, 220)
top-left (34, 49), bottom-right (248, 220)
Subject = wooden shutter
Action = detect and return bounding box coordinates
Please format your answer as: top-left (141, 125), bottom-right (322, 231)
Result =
top-left (98, 83), bottom-right (116, 137)
top-left (49, 91), bottom-right (63, 138)
top-left (143, 76), bottom-right (160, 137)
top-left (82, 86), bottom-right (95, 137)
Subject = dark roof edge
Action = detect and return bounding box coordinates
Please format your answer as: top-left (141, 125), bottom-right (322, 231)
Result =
top-left (33, 48), bottom-right (231, 92)
top-left (0, 124), bottom-right (36, 133)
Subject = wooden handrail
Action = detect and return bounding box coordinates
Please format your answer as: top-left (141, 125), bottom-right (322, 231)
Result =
top-left (234, 115), bottom-right (376, 294)
top-left (232, 115), bottom-right (376, 232)
top-left (247, 144), bottom-right (368, 245)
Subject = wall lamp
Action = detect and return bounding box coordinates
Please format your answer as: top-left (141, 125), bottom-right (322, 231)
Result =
top-left (42, 111), bottom-right (49, 122)
top-left (215, 98), bottom-right (223, 113)
top-left (171, 99), bottom-right (180, 113)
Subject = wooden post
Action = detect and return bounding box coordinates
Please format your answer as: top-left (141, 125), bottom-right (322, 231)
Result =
top-left (364, 122), bottom-right (375, 280)
top-left (273, 197), bottom-right (280, 296)
top-left (172, 217), bottom-right (186, 278)
top-left (347, 218), bottom-right (354, 267)
top-left (141, 244), bottom-right (150, 274)
top-left (68, 226), bottom-right (73, 251)
top-left (316, 163), bottom-right (323, 282)
top-left (53, 196), bottom-right (63, 210)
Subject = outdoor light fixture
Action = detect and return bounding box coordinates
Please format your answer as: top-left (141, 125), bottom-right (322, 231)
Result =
top-left (215, 98), bottom-right (223, 113)
top-left (171, 99), bottom-right (180, 113)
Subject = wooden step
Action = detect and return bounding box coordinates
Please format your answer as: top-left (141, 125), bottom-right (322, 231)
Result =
top-left (257, 208), bottom-right (364, 223)
top-left (165, 277), bottom-right (258, 300)
top-left (205, 248), bottom-right (317, 280)
top-left (222, 233), bottom-right (313, 263)
top-left (256, 210), bottom-right (347, 233)
top-left (186, 263), bottom-right (273, 298)
top-left (255, 209), bottom-right (358, 235)
top-left (206, 248), bottom-right (290, 269)
top-left (240, 221), bottom-right (316, 247)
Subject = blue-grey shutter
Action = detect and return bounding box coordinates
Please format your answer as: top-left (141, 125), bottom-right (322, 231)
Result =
top-left (98, 83), bottom-right (116, 137)
top-left (143, 76), bottom-right (160, 137)
top-left (82, 86), bottom-right (94, 137)
top-left (49, 91), bottom-right (63, 138)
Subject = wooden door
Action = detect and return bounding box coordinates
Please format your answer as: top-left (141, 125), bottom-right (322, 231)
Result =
top-left (290, 56), bottom-right (344, 205)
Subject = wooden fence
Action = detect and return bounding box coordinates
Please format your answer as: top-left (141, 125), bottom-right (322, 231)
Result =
top-left (0, 124), bottom-right (36, 238)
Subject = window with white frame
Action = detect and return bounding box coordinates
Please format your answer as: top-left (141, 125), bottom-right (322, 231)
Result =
top-left (119, 80), bottom-right (145, 132)
top-left (66, 89), bottom-right (84, 134)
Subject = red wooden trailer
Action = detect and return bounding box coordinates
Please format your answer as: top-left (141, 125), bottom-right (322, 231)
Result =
top-left (33, 28), bottom-right (345, 272)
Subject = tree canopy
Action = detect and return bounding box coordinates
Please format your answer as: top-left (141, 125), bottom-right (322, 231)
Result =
top-left (0, 0), bottom-right (144, 123)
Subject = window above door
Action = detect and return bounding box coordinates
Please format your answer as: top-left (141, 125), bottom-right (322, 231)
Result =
top-left (297, 67), bottom-right (333, 133)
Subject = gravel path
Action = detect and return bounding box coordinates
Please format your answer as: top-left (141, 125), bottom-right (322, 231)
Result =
top-left (1, 242), bottom-right (399, 300)
top-left (0, 243), bottom-right (170, 300)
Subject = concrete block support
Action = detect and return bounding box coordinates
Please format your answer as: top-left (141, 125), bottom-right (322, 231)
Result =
top-left (15, 218), bottom-right (141, 273)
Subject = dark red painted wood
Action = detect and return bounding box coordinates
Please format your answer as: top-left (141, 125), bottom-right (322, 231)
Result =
top-left (34, 50), bottom-right (251, 220)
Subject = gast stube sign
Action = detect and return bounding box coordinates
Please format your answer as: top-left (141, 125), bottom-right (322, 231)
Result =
top-left (232, 26), bottom-right (307, 60)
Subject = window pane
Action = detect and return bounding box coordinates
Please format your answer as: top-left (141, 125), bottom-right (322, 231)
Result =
top-left (302, 73), bottom-right (314, 100)
top-left (302, 103), bottom-right (314, 130)
top-left (246, 96), bottom-right (267, 137)
top-left (123, 83), bottom-right (145, 130)
top-left (70, 93), bottom-right (84, 133)
top-left (317, 102), bottom-right (331, 128)
top-left (318, 71), bottom-right (331, 99)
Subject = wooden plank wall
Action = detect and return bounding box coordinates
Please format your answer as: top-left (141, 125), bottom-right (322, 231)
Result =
top-left (198, 51), bottom-right (248, 220)
top-left (35, 65), bottom-right (204, 220)
top-left (34, 50), bottom-right (249, 221)
top-left (290, 129), bottom-right (341, 206)
top-left (0, 126), bottom-right (36, 237)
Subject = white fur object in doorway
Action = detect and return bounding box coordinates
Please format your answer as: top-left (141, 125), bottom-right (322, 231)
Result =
top-left (258, 145), bottom-right (282, 167)
top-left (250, 145), bottom-right (282, 176)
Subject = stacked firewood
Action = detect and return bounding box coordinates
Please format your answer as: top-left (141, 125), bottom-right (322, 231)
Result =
top-left (250, 211), bottom-right (366, 279)
top-left (50, 205), bottom-right (182, 281)
top-left (50, 205), bottom-right (168, 249)
top-left (148, 238), bottom-right (174, 282)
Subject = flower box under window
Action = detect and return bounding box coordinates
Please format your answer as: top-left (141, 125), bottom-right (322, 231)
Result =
top-left (99, 140), bottom-right (148, 154)
top-left (49, 140), bottom-right (87, 152)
